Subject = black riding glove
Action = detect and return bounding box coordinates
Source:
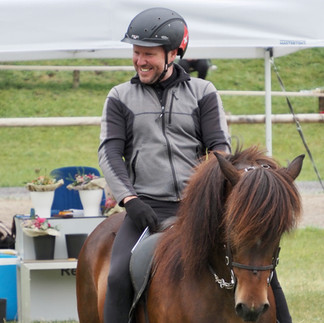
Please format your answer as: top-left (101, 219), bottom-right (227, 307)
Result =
top-left (125, 198), bottom-right (158, 232)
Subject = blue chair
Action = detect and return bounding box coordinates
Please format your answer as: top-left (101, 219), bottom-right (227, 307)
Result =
top-left (50, 166), bottom-right (105, 215)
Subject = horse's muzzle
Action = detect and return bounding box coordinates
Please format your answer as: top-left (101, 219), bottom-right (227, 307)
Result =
top-left (235, 302), bottom-right (270, 322)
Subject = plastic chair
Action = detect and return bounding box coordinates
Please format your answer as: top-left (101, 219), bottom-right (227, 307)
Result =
top-left (50, 166), bottom-right (105, 215)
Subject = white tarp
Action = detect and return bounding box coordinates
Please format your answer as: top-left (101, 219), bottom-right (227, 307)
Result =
top-left (1, 0), bottom-right (324, 62)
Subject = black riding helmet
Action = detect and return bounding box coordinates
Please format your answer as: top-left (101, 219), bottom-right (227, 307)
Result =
top-left (122, 7), bottom-right (189, 83)
top-left (121, 7), bottom-right (189, 58)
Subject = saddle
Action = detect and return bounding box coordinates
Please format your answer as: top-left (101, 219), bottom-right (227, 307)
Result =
top-left (129, 232), bottom-right (162, 318)
top-left (129, 217), bottom-right (177, 320)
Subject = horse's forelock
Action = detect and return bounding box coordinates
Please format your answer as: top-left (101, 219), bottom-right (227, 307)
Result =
top-left (224, 165), bottom-right (301, 250)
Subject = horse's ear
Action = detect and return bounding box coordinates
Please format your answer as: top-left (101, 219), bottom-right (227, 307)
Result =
top-left (214, 151), bottom-right (240, 186)
top-left (285, 154), bottom-right (305, 180)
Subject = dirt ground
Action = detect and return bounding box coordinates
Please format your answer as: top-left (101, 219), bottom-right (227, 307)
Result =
top-left (0, 184), bottom-right (323, 232)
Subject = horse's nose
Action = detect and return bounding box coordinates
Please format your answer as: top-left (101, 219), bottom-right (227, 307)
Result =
top-left (235, 302), bottom-right (269, 322)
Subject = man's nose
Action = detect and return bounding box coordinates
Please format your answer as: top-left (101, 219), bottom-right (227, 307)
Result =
top-left (136, 55), bottom-right (146, 65)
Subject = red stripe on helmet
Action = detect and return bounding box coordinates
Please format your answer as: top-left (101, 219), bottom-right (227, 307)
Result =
top-left (179, 24), bottom-right (189, 52)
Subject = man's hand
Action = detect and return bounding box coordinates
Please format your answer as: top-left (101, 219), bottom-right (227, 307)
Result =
top-left (124, 198), bottom-right (158, 232)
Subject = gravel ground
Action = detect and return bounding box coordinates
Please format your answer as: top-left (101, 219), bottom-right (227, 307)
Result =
top-left (0, 182), bottom-right (323, 231)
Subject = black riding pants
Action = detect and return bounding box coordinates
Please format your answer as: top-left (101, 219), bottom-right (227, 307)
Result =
top-left (271, 270), bottom-right (292, 323)
top-left (103, 198), bottom-right (179, 323)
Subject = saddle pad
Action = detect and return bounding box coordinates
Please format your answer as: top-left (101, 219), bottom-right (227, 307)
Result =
top-left (129, 232), bottom-right (162, 316)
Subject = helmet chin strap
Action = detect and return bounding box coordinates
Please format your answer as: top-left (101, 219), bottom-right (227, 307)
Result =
top-left (154, 49), bottom-right (173, 85)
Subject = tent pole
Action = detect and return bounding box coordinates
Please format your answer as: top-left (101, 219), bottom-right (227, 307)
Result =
top-left (264, 49), bottom-right (272, 156)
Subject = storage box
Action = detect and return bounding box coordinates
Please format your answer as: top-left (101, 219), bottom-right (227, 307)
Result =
top-left (0, 253), bottom-right (18, 320)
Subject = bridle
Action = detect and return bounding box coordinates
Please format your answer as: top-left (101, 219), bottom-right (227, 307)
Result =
top-left (209, 162), bottom-right (281, 289)
top-left (209, 245), bottom-right (281, 290)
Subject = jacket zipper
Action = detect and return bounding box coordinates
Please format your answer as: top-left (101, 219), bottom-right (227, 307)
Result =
top-left (159, 89), bottom-right (181, 200)
top-left (168, 91), bottom-right (177, 124)
top-left (159, 105), bottom-right (165, 118)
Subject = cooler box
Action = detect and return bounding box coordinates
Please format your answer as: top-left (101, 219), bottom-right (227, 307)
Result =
top-left (0, 252), bottom-right (18, 321)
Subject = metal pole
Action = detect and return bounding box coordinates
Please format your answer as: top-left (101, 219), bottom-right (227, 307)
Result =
top-left (264, 49), bottom-right (272, 156)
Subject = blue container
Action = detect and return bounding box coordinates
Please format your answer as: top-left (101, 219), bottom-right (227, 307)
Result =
top-left (0, 254), bottom-right (18, 320)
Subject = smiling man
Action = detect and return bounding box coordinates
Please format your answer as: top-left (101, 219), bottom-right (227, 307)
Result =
top-left (98, 7), bottom-right (231, 323)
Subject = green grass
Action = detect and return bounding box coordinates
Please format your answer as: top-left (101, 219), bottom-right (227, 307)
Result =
top-left (277, 227), bottom-right (324, 322)
top-left (6, 227), bottom-right (323, 323)
top-left (0, 49), bottom-right (324, 186)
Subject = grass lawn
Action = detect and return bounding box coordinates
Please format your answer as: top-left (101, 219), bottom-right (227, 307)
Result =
top-left (277, 228), bottom-right (324, 322)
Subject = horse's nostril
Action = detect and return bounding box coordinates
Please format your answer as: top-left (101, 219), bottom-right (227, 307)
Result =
top-left (262, 302), bottom-right (270, 313)
top-left (235, 302), bottom-right (269, 321)
top-left (235, 303), bottom-right (246, 317)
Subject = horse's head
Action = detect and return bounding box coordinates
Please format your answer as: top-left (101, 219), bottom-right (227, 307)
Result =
top-left (214, 148), bottom-right (304, 321)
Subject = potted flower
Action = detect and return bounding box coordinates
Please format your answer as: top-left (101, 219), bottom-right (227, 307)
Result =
top-left (21, 216), bottom-right (60, 260)
top-left (25, 169), bottom-right (64, 218)
top-left (67, 173), bottom-right (106, 217)
top-left (103, 195), bottom-right (124, 217)
top-left (21, 215), bottom-right (60, 237)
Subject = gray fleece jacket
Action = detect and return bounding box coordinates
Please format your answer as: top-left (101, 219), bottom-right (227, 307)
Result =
top-left (98, 64), bottom-right (231, 204)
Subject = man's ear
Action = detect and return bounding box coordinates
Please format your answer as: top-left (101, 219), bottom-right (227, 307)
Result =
top-left (168, 49), bottom-right (178, 62)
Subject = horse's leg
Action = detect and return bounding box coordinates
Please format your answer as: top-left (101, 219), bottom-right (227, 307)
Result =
top-left (76, 212), bottom-right (125, 323)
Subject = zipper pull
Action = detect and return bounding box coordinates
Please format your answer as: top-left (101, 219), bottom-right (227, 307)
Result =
top-left (159, 106), bottom-right (165, 118)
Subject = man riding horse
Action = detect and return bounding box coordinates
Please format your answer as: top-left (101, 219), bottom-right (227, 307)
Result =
top-left (98, 7), bottom-right (291, 323)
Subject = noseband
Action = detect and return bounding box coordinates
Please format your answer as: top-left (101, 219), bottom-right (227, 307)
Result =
top-left (226, 245), bottom-right (281, 285)
top-left (209, 245), bottom-right (281, 290)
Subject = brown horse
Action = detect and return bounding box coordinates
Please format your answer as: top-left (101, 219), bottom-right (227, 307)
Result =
top-left (76, 146), bottom-right (304, 322)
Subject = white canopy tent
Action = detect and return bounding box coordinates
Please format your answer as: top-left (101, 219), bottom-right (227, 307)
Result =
top-left (1, 0), bottom-right (324, 153)
top-left (1, 0), bottom-right (323, 61)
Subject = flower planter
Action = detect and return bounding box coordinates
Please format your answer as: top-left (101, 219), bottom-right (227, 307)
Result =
top-left (30, 191), bottom-right (55, 218)
top-left (79, 189), bottom-right (103, 217)
top-left (33, 235), bottom-right (56, 260)
top-left (65, 234), bottom-right (88, 259)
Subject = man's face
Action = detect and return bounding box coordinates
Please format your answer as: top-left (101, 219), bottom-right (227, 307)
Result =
top-left (133, 45), bottom-right (176, 84)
